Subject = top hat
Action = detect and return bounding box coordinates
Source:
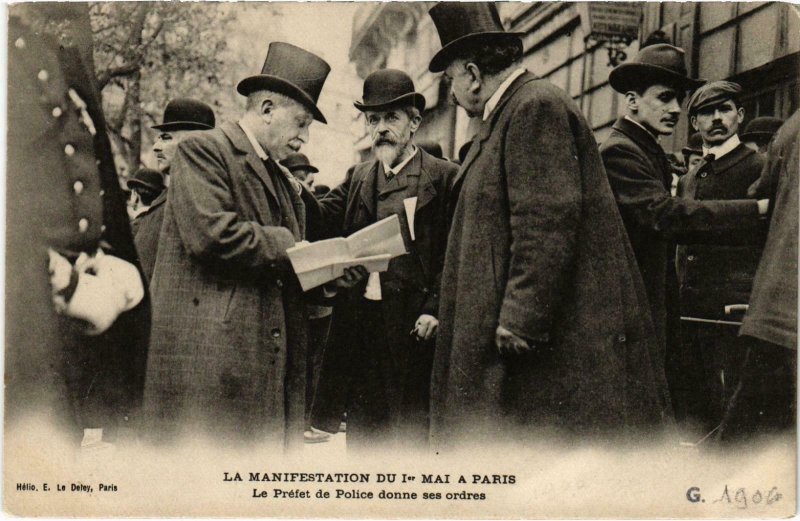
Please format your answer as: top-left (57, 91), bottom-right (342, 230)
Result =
top-left (127, 167), bottom-right (165, 192)
top-left (609, 44), bottom-right (704, 94)
top-left (428, 2), bottom-right (523, 73)
top-left (152, 98), bottom-right (215, 131)
top-left (741, 116), bottom-right (784, 141)
top-left (237, 42), bottom-right (331, 124)
top-left (281, 152), bottom-right (319, 174)
top-left (354, 69), bottom-right (426, 112)
top-left (681, 133), bottom-right (704, 157)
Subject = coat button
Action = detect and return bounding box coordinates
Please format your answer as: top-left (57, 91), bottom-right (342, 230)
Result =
top-left (38, 69), bottom-right (49, 81)
top-left (276, 279), bottom-right (283, 288)
top-left (617, 333), bottom-right (627, 343)
top-left (64, 144), bottom-right (75, 156)
top-left (77, 218), bottom-right (89, 233)
top-left (422, 287), bottom-right (430, 294)
top-left (271, 328), bottom-right (281, 338)
top-left (100, 225), bottom-right (107, 233)
top-left (73, 180), bottom-right (84, 194)
top-left (52, 106), bottom-right (62, 118)
top-left (699, 172), bottom-right (707, 178)
top-left (99, 190), bottom-right (105, 197)
top-left (687, 255), bottom-right (696, 261)
top-left (14, 37), bottom-right (25, 49)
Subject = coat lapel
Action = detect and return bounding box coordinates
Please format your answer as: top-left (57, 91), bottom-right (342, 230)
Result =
top-left (221, 122), bottom-right (279, 204)
top-left (357, 161), bottom-right (379, 218)
top-left (410, 150), bottom-right (438, 214)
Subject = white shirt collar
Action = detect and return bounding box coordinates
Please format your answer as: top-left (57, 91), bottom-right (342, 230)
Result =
top-left (703, 134), bottom-right (741, 160)
top-left (238, 119), bottom-right (269, 161)
top-left (482, 68), bottom-right (527, 121)
top-left (383, 145), bottom-right (417, 176)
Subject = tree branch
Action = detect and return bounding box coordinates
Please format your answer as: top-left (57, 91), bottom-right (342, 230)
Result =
top-left (97, 62), bottom-right (140, 89)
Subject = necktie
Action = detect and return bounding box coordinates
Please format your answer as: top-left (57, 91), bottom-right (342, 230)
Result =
top-left (703, 153), bottom-right (715, 163)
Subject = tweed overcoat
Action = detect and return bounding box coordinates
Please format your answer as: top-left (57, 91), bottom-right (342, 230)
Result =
top-left (132, 190), bottom-right (167, 284)
top-left (143, 122), bottom-right (308, 447)
top-left (305, 150), bottom-right (456, 440)
top-left (6, 13), bottom-right (150, 437)
top-left (430, 72), bottom-right (671, 444)
top-left (601, 118), bottom-right (760, 357)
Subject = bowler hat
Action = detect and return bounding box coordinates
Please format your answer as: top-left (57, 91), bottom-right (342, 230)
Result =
top-left (237, 42), bottom-right (331, 124)
top-left (428, 2), bottom-right (523, 73)
top-left (127, 168), bottom-right (165, 192)
top-left (281, 152), bottom-right (319, 174)
top-left (418, 140), bottom-right (443, 159)
top-left (152, 98), bottom-right (215, 131)
top-left (354, 69), bottom-right (426, 112)
top-left (681, 133), bottom-right (704, 157)
top-left (687, 81), bottom-right (742, 116)
top-left (609, 44), bottom-right (704, 94)
top-left (741, 116), bottom-right (784, 141)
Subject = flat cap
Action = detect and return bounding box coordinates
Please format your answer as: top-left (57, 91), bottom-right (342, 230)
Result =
top-left (687, 80), bottom-right (742, 116)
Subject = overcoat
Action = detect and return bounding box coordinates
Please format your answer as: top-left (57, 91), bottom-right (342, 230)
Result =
top-left (143, 122), bottom-right (308, 447)
top-left (431, 72), bottom-right (671, 445)
top-left (132, 190), bottom-right (167, 284)
top-left (6, 13), bottom-right (150, 437)
top-left (675, 143), bottom-right (767, 320)
top-left (601, 118), bottom-right (760, 356)
top-left (741, 111), bottom-right (799, 350)
top-left (306, 149), bottom-right (456, 442)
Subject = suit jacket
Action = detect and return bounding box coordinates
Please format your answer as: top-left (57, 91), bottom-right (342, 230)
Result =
top-left (133, 190), bottom-right (167, 284)
top-left (305, 149), bottom-right (457, 434)
top-left (675, 143), bottom-right (767, 320)
top-left (431, 72), bottom-right (671, 445)
top-left (601, 118), bottom-right (760, 353)
top-left (6, 13), bottom-right (150, 436)
top-left (143, 121), bottom-right (308, 447)
top-left (741, 111), bottom-right (800, 349)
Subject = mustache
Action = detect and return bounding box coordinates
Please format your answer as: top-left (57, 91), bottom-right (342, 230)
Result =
top-left (374, 136), bottom-right (398, 146)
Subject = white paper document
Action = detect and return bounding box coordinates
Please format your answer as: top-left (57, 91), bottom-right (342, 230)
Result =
top-left (403, 196), bottom-right (418, 240)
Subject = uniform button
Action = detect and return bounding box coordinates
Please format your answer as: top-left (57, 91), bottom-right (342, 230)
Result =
top-left (52, 106), bottom-right (62, 118)
top-left (37, 69), bottom-right (49, 81)
top-left (617, 333), bottom-right (627, 343)
top-left (14, 37), bottom-right (25, 49)
top-left (73, 180), bottom-right (84, 194)
top-left (78, 218), bottom-right (89, 233)
top-left (95, 159), bottom-right (101, 166)
top-left (271, 328), bottom-right (281, 338)
top-left (687, 255), bottom-right (696, 261)
top-left (422, 287), bottom-right (430, 294)
top-left (64, 144), bottom-right (75, 156)
top-left (276, 279), bottom-right (283, 288)
top-left (100, 225), bottom-right (107, 233)
top-left (98, 190), bottom-right (105, 196)
top-left (699, 172), bottom-right (707, 178)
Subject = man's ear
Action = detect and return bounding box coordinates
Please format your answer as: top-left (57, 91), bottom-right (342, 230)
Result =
top-left (736, 106), bottom-right (745, 124)
top-left (260, 98), bottom-right (275, 122)
top-left (690, 115), bottom-right (699, 132)
top-left (409, 113), bottom-right (422, 133)
top-left (465, 62), bottom-right (482, 94)
top-left (625, 91), bottom-right (639, 113)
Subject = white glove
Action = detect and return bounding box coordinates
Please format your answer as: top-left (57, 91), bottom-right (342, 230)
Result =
top-left (89, 250), bottom-right (145, 313)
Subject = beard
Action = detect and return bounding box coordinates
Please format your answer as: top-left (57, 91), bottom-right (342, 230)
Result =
top-left (373, 140), bottom-right (403, 166)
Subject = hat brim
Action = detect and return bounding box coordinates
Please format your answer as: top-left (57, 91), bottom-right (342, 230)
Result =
top-left (288, 165), bottom-right (319, 174)
top-left (353, 92), bottom-right (426, 113)
top-left (127, 178), bottom-right (163, 191)
top-left (237, 74), bottom-right (327, 124)
top-left (681, 147), bottom-right (703, 156)
top-left (609, 63), bottom-right (705, 94)
top-left (428, 32), bottom-right (524, 73)
top-left (151, 121), bottom-right (213, 131)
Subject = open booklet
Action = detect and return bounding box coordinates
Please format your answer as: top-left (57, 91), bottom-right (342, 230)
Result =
top-left (286, 214), bottom-right (407, 291)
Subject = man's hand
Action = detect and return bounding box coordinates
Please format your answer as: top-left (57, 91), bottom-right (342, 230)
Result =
top-left (411, 314), bottom-right (439, 341)
top-left (757, 199), bottom-right (770, 215)
top-left (333, 265), bottom-right (369, 289)
top-left (495, 325), bottom-right (532, 355)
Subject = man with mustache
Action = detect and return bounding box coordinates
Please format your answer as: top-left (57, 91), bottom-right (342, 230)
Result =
top-left (602, 49), bottom-right (769, 431)
top-left (675, 82), bottom-right (771, 439)
top-left (304, 69), bottom-right (457, 449)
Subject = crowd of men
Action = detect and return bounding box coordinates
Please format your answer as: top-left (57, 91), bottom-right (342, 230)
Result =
top-left (7, 2), bottom-right (797, 452)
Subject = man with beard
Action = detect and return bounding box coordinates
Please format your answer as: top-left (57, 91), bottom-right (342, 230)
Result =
top-left (132, 99), bottom-right (215, 284)
top-left (304, 69), bottom-right (457, 449)
top-left (601, 47), bottom-right (770, 430)
top-left (426, 2), bottom-right (672, 447)
top-left (675, 82), bottom-right (772, 439)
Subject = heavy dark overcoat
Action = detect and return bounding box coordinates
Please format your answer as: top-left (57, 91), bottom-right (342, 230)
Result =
top-left (601, 118), bottom-right (760, 356)
top-left (143, 122), bottom-right (308, 447)
top-left (132, 190), bottom-right (167, 284)
top-left (675, 143), bottom-right (767, 320)
top-left (6, 13), bottom-right (150, 438)
top-left (431, 72), bottom-right (671, 445)
top-left (741, 111), bottom-right (799, 350)
top-left (305, 150), bottom-right (456, 442)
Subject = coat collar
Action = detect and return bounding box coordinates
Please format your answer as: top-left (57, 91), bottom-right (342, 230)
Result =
top-left (704, 142), bottom-right (754, 174)
top-left (454, 71), bottom-right (539, 190)
top-left (357, 148), bottom-right (438, 217)
top-left (221, 121), bottom-right (279, 203)
top-left (148, 190), bottom-right (168, 210)
top-left (613, 117), bottom-right (663, 156)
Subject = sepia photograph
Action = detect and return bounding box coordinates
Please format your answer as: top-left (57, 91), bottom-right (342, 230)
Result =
top-left (4, 1), bottom-right (798, 517)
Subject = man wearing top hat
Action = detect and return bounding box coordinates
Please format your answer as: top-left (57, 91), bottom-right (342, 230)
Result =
top-left (674, 81), bottom-right (771, 438)
top-left (741, 116), bottom-right (784, 154)
top-left (302, 69), bottom-right (457, 448)
top-left (132, 98), bottom-right (215, 284)
top-left (425, 2), bottom-right (672, 447)
top-left (143, 42), bottom-right (354, 447)
top-left (601, 46), bottom-right (770, 424)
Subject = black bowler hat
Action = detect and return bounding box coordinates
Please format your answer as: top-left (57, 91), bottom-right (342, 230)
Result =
top-left (152, 98), bottom-right (215, 131)
top-left (281, 152), bottom-right (319, 174)
top-left (741, 116), bottom-right (784, 141)
top-left (127, 168), bottom-right (165, 192)
top-left (681, 133), bottom-right (704, 157)
top-left (418, 141), bottom-right (443, 159)
top-left (609, 44), bottom-right (704, 94)
top-left (237, 42), bottom-right (331, 124)
top-left (354, 69), bottom-right (426, 112)
top-left (428, 2), bottom-right (523, 73)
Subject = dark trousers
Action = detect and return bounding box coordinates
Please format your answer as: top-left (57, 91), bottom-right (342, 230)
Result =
top-left (305, 312), bottom-right (332, 429)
